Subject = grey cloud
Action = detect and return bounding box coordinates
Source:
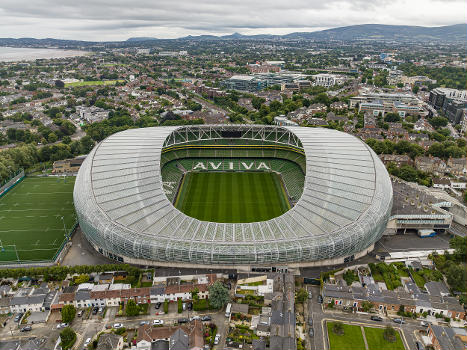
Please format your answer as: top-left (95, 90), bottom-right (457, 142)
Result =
top-left (0, 0), bottom-right (464, 40)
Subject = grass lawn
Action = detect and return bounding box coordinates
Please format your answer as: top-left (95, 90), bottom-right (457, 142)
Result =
top-left (364, 327), bottom-right (405, 350)
top-left (175, 171), bottom-right (290, 223)
top-left (327, 322), bottom-right (366, 350)
top-left (0, 177), bottom-right (76, 262)
top-left (409, 268), bottom-right (426, 288)
top-left (65, 80), bottom-right (124, 87)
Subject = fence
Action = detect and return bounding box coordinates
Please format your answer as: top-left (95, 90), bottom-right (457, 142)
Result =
top-left (0, 169), bottom-right (25, 199)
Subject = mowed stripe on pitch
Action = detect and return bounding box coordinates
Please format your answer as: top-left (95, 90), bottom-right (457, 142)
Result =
top-left (175, 171), bottom-right (289, 223)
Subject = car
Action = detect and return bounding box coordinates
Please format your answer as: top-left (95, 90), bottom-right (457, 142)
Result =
top-left (83, 338), bottom-right (92, 347)
top-left (98, 307), bottom-right (103, 314)
top-left (190, 316), bottom-right (201, 321)
top-left (201, 315), bottom-right (212, 322)
top-left (20, 326), bottom-right (32, 332)
top-left (187, 302), bottom-right (193, 311)
top-left (92, 307), bottom-right (99, 315)
top-left (309, 328), bottom-right (314, 337)
top-left (155, 302), bottom-right (161, 309)
top-left (308, 292), bottom-right (313, 299)
top-left (214, 334), bottom-right (221, 345)
top-left (153, 319), bottom-right (164, 326)
top-left (178, 318), bottom-right (189, 324)
top-left (140, 321), bottom-right (150, 326)
top-left (14, 314), bottom-right (22, 323)
top-left (77, 310), bottom-right (84, 317)
top-left (105, 325), bottom-right (112, 329)
top-left (317, 295), bottom-right (323, 304)
top-left (57, 323), bottom-right (69, 329)
top-left (308, 318), bottom-right (313, 326)
top-left (371, 316), bottom-right (383, 322)
top-left (416, 341), bottom-right (425, 350)
top-left (393, 318), bottom-right (405, 324)
top-left (420, 321), bottom-right (429, 327)
top-left (113, 323), bottom-right (123, 329)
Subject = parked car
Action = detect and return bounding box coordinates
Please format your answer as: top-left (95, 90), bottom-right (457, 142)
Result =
top-left (14, 313), bottom-right (23, 323)
top-left (214, 334), bottom-right (221, 345)
top-left (416, 341), bottom-right (424, 350)
top-left (308, 292), bottom-right (313, 299)
top-left (201, 315), bottom-right (212, 322)
top-left (309, 328), bottom-right (314, 337)
top-left (98, 307), bottom-right (104, 314)
top-left (77, 310), bottom-right (84, 317)
top-left (20, 326), bottom-right (32, 332)
top-left (190, 316), bottom-right (201, 321)
top-left (178, 318), bottom-right (189, 324)
top-left (140, 321), bottom-right (150, 326)
top-left (57, 323), bottom-right (68, 329)
top-left (393, 318), bottom-right (405, 324)
top-left (308, 318), bottom-right (313, 326)
top-left (153, 319), bottom-right (164, 326)
top-left (83, 337), bottom-right (92, 348)
top-left (187, 302), bottom-right (193, 311)
top-left (371, 316), bottom-right (383, 322)
top-left (113, 323), bottom-right (123, 329)
top-left (92, 307), bottom-right (99, 315)
top-left (420, 321), bottom-right (429, 327)
top-left (317, 295), bottom-right (323, 303)
top-left (155, 302), bottom-right (161, 309)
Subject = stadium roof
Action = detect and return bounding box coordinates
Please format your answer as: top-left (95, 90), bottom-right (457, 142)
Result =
top-left (74, 125), bottom-right (393, 265)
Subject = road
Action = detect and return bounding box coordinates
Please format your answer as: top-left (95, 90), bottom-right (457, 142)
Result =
top-left (304, 285), bottom-right (426, 350)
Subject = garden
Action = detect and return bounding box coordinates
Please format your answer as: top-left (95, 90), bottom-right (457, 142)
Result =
top-left (327, 322), bottom-right (405, 350)
top-left (226, 324), bottom-right (259, 344)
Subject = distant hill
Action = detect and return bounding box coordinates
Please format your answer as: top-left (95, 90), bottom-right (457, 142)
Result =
top-left (128, 24), bottom-right (466, 42)
top-left (283, 24), bottom-right (467, 42)
top-left (126, 37), bottom-right (158, 42)
top-left (0, 23), bottom-right (465, 47)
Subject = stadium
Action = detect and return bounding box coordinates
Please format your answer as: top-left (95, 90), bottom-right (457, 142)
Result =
top-left (73, 125), bottom-right (393, 270)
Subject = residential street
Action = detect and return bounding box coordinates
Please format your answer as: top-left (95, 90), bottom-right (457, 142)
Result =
top-left (304, 285), bottom-right (426, 350)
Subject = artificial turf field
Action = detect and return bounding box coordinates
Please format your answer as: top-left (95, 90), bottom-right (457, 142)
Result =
top-left (175, 171), bottom-right (290, 223)
top-left (0, 177), bottom-right (76, 263)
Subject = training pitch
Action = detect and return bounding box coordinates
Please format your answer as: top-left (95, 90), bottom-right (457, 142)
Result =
top-left (175, 171), bottom-right (290, 223)
top-left (0, 177), bottom-right (76, 263)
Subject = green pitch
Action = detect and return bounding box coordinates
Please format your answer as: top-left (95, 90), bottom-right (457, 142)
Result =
top-left (0, 177), bottom-right (76, 263)
top-left (175, 172), bottom-right (290, 223)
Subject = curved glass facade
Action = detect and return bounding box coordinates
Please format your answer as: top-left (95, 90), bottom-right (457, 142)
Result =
top-left (74, 125), bottom-right (393, 265)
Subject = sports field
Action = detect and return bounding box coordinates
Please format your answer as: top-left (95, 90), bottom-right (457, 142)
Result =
top-left (0, 177), bottom-right (76, 263)
top-left (64, 79), bottom-right (124, 87)
top-left (175, 171), bottom-right (290, 223)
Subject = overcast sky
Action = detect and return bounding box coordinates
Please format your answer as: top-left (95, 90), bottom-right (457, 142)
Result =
top-left (0, 0), bottom-right (465, 41)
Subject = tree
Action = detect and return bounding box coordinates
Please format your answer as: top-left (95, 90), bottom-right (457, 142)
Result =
top-left (295, 288), bottom-right (308, 304)
top-left (74, 274), bottom-right (89, 284)
top-left (178, 298), bottom-right (183, 313)
top-left (412, 85), bottom-right (419, 94)
top-left (361, 301), bottom-right (373, 313)
top-left (80, 135), bottom-right (95, 154)
top-left (125, 299), bottom-right (139, 316)
top-left (383, 326), bottom-right (397, 343)
top-left (208, 281), bottom-right (230, 309)
top-left (60, 327), bottom-right (76, 350)
top-left (191, 288), bottom-right (200, 301)
top-left (332, 322), bottom-right (344, 335)
top-left (429, 116), bottom-right (448, 129)
top-left (384, 113), bottom-right (401, 123)
top-left (61, 305), bottom-right (76, 323)
top-left (449, 236), bottom-right (467, 261)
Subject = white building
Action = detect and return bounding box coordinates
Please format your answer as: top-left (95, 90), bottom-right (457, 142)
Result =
top-left (312, 73), bottom-right (346, 87)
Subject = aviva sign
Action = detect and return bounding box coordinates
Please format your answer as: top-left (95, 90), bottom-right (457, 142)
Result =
top-left (192, 161), bottom-right (271, 171)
